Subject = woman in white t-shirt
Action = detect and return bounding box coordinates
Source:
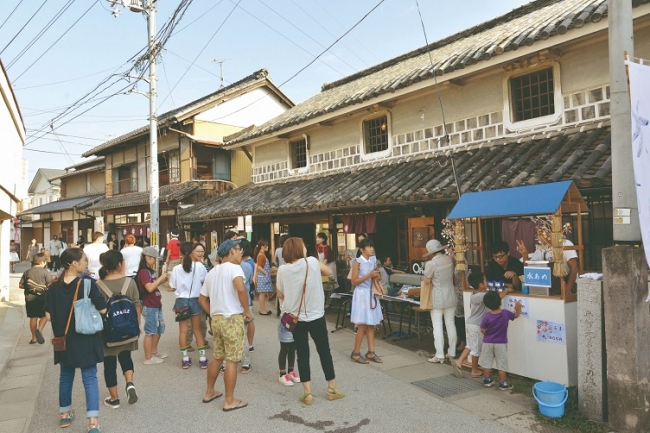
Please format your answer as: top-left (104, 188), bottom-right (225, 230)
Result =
top-left (276, 237), bottom-right (344, 406)
top-left (170, 242), bottom-right (208, 370)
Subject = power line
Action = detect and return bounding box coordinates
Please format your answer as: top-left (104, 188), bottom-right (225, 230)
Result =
top-left (13, 0), bottom-right (99, 82)
top-left (0, 0), bottom-right (50, 56)
top-left (6, 0), bottom-right (77, 70)
top-left (157, 0), bottom-right (241, 108)
top-left (0, 0), bottom-right (25, 32)
top-left (23, 148), bottom-right (83, 155)
top-left (207, 0), bottom-right (385, 124)
top-left (289, 0), bottom-right (370, 69)
top-left (13, 65), bottom-right (123, 90)
top-left (256, 0), bottom-right (358, 72)
top-left (160, 57), bottom-right (176, 106)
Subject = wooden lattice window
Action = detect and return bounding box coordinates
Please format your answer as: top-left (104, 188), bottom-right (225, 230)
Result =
top-left (363, 115), bottom-right (388, 154)
top-left (290, 138), bottom-right (307, 169)
top-left (510, 67), bottom-right (555, 122)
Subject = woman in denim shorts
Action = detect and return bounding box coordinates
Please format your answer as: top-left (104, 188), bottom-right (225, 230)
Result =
top-left (170, 242), bottom-right (208, 369)
top-left (137, 247), bottom-right (169, 365)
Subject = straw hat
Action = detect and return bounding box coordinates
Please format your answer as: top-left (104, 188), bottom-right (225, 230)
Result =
top-left (422, 239), bottom-right (447, 258)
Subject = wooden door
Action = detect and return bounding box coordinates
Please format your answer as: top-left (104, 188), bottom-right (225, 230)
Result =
top-left (407, 216), bottom-right (434, 275)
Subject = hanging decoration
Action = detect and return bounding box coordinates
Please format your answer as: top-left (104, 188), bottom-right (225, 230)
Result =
top-left (441, 218), bottom-right (466, 271)
top-left (530, 214), bottom-right (571, 278)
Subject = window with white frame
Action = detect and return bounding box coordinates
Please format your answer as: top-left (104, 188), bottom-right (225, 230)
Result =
top-left (363, 115), bottom-right (389, 154)
top-left (290, 137), bottom-right (308, 169)
top-left (509, 67), bottom-right (555, 122)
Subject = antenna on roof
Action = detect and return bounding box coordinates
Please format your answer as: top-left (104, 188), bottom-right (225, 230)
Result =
top-left (212, 59), bottom-right (230, 89)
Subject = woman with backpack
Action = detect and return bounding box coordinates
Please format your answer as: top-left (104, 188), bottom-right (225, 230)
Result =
top-left (45, 248), bottom-right (107, 433)
top-left (96, 250), bottom-right (142, 409)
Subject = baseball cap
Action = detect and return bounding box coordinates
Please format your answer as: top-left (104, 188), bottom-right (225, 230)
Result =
top-left (142, 246), bottom-right (160, 258)
top-left (217, 239), bottom-right (241, 257)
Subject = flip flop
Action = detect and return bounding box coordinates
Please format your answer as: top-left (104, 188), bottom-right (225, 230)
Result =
top-left (59, 410), bottom-right (74, 428)
top-left (202, 391), bottom-right (224, 403)
top-left (452, 362), bottom-right (463, 378)
top-left (471, 373), bottom-right (484, 378)
top-left (223, 400), bottom-right (248, 412)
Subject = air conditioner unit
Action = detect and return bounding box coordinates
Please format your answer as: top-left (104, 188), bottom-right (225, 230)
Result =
top-left (126, 0), bottom-right (145, 12)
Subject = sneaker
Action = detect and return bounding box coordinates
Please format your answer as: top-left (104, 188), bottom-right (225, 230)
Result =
top-left (353, 327), bottom-right (358, 334)
top-left (499, 381), bottom-right (513, 391)
top-left (143, 356), bottom-right (164, 365)
top-left (241, 365), bottom-right (251, 374)
top-left (182, 358), bottom-right (192, 369)
top-left (288, 371), bottom-right (301, 383)
top-left (126, 383), bottom-right (138, 404)
top-left (248, 346), bottom-right (254, 352)
top-left (103, 397), bottom-right (120, 409)
top-left (483, 378), bottom-right (494, 388)
top-left (220, 363), bottom-right (225, 372)
top-left (153, 352), bottom-right (168, 359)
top-left (279, 374), bottom-right (294, 386)
top-left (34, 329), bottom-right (45, 344)
top-left (199, 358), bottom-right (208, 369)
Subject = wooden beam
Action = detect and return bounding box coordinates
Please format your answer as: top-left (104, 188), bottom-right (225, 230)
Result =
top-left (319, 120), bottom-right (333, 127)
top-left (242, 147), bottom-right (253, 162)
top-left (447, 79), bottom-right (464, 89)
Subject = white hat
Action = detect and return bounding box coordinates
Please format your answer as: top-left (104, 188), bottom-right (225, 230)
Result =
top-left (422, 239), bottom-right (447, 258)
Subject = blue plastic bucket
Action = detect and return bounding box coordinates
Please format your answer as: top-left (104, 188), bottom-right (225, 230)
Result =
top-left (533, 381), bottom-right (568, 418)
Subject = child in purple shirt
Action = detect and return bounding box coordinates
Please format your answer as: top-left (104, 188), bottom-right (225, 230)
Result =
top-left (479, 291), bottom-right (521, 390)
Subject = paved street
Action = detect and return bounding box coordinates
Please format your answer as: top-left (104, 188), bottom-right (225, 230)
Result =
top-left (1, 266), bottom-right (560, 433)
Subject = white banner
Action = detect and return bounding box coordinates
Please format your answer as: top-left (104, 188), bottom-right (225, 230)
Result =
top-left (94, 216), bottom-right (104, 234)
top-left (626, 60), bottom-right (650, 268)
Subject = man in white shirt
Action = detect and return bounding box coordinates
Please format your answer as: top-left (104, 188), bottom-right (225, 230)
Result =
top-left (84, 232), bottom-right (109, 279)
top-left (121, 234), bottom-right (143, 278)
top-left (516, 237), bottom-right (579, 293)
top-left (199, 239), bottom-right (251, 411)
top-left (49, 235), bottom-right (62, 272)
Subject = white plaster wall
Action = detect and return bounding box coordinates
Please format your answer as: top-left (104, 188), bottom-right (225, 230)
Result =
top-left (195, 87), bottom-right (289, 127)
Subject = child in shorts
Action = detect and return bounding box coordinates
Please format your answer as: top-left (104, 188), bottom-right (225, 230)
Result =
top-left (480, 290), bottom-right (521, 390)
top-left (455, 271), bottom-right (511, 377)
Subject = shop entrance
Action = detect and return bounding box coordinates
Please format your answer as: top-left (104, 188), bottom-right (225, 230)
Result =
top-left (407, 216), bottom-right (434, 274)
top-left (288, 223), bottom-right (316, 256)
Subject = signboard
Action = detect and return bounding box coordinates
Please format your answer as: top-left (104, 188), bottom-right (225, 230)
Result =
top-left (237, 216), bottom-right (245, 231)
top-left (524, 266), bottom-right (552, 288)
top-left (614, 208), bottom-right (631, 225)
top-left (536, 320), bottom-right (566, 345)
top-left (504, 295), bottom-right (529, 317)
top-left (245, 215), bottom-right (253, 232)
top-left (626, 60), bottom-right (650, 268)
top-left (94, 217), bottom-right (104, 234)
top-left (410, 260), bottom-right (426, 275)
top-left (211, 230), bottom-right (218, 250)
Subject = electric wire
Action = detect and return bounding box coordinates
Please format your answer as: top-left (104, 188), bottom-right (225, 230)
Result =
top-left (157, 0), bottom-right (241, 108)
top-left (0, 0), bottom-right (50, 56)
top-left (207, 0), bottom-right (385, 124)
top-left (6, 0), bottom-right (77, 70)
top-left (0, 0), bottom-right (25, 32)
top-left (13, 65), bottom-right (123, 90)
top-left (256, 0), bottom-right (358, 72)
top-left (160, 57), bottom-right (176, 106)
top-left (13, 0), bottom-right (99, 82)
top-left (414, 0), bottom-right (461, 197)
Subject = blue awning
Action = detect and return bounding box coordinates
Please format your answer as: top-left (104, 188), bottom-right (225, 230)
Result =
top-left (446, 181), bottom-right (585, 219)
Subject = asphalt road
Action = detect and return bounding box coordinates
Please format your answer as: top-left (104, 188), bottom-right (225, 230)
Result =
top-left (28, 289), bottom-right (509, 433)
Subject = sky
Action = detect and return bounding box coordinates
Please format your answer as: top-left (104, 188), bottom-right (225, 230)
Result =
top-left (1, 0), bottom-right (532, 182)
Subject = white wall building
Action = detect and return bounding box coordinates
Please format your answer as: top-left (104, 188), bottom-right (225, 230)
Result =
top-left (0, 60), bottom-right (25, 301)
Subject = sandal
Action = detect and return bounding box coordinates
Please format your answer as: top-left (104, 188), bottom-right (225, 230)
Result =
top-left (299, 392), bottom-right (313, 405)
top-left (350, 351), bottom-right (369, 364)
top-left (88, 424), bottom-right (102, 433)
top-left (327, 386), bottom-right (345, 401)
top-left (365, 351), bottom-right (383, 363)
top-left (59, 411), bottom-right (74, 428)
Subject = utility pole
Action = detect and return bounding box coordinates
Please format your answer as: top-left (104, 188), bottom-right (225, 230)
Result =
top-left (107, 0), bottom-right (159, 251)
top-left (212, 59), bottom-right (229, 89)
top-left (608, 1), bottom-right (640, 241)
top-left (602, 3), bottom-right (649, 432)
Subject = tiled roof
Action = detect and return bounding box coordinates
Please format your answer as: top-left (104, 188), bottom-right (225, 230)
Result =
top-left (226, 0), bottom-right (649, 147)
top-left (83, 69), bottom-right (292, 157)
top-left (85, 181), bottom-right (200, 211)
top-left (20, 194), bottom-right (103, 215)
top-left (180, 122), bottom-right (611, 222)
top-left (39, 168), bottom-right (66, 180)
top-left (64, 157), bottom-right (105, 171)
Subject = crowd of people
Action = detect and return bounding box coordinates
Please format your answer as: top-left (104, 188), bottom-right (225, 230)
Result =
top-left (18, 228), bottom-right (542, 431)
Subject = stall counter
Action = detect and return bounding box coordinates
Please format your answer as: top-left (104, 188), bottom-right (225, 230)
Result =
top-left (463, 291), bottom-right (577, 386)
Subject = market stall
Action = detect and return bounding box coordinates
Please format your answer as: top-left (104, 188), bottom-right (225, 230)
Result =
top-left (446, 180), bottom-right (586, 386)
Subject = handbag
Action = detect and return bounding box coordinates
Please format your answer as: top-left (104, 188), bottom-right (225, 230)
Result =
top-left (419, 278), bottom-right (434, 311)
top-left (51, 279), bottom-right (81, 351)
top-left (280, 259), bottom-right (308, 332)
top-left (74, 279), bottom-right (104, 334)
top-left (174, 264), bottom-right (194, 322)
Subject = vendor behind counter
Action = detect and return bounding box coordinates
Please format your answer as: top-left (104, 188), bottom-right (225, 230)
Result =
top-left (485, 240), bottom-right (523, 290)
